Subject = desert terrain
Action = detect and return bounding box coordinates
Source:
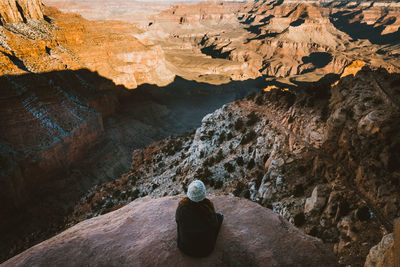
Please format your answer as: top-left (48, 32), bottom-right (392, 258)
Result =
top-left (1, 0), bottom-right (400, 266)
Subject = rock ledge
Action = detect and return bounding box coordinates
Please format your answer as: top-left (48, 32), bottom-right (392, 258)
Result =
top-left (3, 196), bottom-right (337, 266)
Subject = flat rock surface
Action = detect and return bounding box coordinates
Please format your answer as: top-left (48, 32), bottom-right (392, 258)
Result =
top-left (3, 196), bottom-right (338, 267)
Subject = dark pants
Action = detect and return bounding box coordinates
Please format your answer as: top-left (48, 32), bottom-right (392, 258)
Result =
top-left (216, 212), bottom-right (224, 235)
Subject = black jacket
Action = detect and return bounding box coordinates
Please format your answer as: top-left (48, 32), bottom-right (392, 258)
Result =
top-left (175, 197), bottom-right (221, 257)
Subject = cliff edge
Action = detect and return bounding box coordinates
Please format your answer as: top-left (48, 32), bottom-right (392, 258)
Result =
top-left (3, 196), bottom-right (337, 266)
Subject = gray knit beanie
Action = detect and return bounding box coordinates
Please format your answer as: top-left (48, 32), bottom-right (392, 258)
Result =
top-left (187, 180), bottom-right (206, 202)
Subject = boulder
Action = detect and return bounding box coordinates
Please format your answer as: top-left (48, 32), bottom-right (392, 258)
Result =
top-left (364, 234), bottom-right (394, 267)
top-left (305, 184), bottom-right (330, 215)
top-left (364, 218), bottom-right (400, 267)
top-left (4, 196), bottom-right (338, 267)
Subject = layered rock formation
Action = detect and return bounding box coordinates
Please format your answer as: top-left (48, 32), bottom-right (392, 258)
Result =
top-left (44, 0), bottom-right (400, 84)
top-left (329, 0), bottom-right (400, 44)
top-left (146, 0), bottom-right (400, 83)
top-left (3, 196), bottom-right (338, 266)
top-left (69, 64), bottom-right (400, 266)
top-left (0, 0), bottom-right (44, 24)
top-left (0, 1), bottom-right (175, 86)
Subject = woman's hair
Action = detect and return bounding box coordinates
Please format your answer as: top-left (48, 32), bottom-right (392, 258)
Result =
top-left (179, 197), bottom-right (216, 222)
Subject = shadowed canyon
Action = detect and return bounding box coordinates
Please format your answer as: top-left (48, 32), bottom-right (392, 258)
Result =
top-left (1, 0), bottom-right (400, 266)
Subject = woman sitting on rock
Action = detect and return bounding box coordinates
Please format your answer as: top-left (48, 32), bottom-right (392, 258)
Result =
top-left (175, 180), bottom-right (223, 257)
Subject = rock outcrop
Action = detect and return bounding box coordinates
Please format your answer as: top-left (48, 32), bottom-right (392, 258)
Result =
top-left (364, 233), bottom-right (394, 267)
top-left (3, 196), bottom-right (338, 267)
top-left (365, 218), bottom-right (400, 267)
top-left (0, 0), bottom-right (44, 24)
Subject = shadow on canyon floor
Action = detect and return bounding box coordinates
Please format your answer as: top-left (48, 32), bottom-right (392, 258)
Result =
top-left (0, 69), bottom-right (267, 262)
top-left (331, 10), bottom-right (400, 45)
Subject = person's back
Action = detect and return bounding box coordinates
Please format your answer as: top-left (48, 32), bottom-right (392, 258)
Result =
top-left (175, 180), bottom-right (223, 257)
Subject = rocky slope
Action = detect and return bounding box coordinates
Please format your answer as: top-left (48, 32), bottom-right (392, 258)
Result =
top-left (3, 196), bottom-right (338, 267)
top-left (69, 63), bottom-right (400, 266)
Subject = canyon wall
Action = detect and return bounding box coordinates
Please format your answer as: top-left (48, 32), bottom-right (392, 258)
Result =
top-left (148, 0), bottom-right (400, 83)
top-left (0, 0), bottom-right (174, 261)
top-left (0, 0), bottom-right (44, 24)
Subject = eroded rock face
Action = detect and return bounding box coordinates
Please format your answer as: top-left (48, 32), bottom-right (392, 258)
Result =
top-left (0, 5), bottom-right (175, 88)
top-left (0, 2), bottom-right (169, 261)
top-left (364, 233), bottom-right (394, 267)
top-left (3, 196), bottom-right (338, 267)
top-left (0, 0), bottom-right (44, 24)
top-left (149, 0), bottom-right (400, 82)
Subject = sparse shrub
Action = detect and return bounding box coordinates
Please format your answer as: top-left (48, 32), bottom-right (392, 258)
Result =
top-left (224, 162), bottom-right (235, 173)
top-left (163, 139), bottom-right (183, 156)
top-left (234, 118), bottom-right (244, 131)
top-left (131, 189), bottom-right (140, 199)
top-left (240, 130), bottom-right (257, 145)
top-left (255, 171), bottom-right (264, 188)
top-left (233, 182), bottom-right (246, 197)
top-left (112, 190), bottom-right (121, 198)
top-left (203, 156), bottom-right (215, 167)
top-left (105, 199), bottom-right (114, 209)
top-left (214, 180), bottom-right (223, 189)
top-left (246, 92), bottom-right (256, 101)
top-left (194, 167), bottom-right (213, 184)
top-left (182, 182), bottom-right (188, 192)
top-left (215, 150), bottom-right (224, 163)
top-left (218, 131), bottom-right (226, 144)
top-left (246, 111), bottom-right (259, 126)
top-left (236, 156), bottom-right (244, 166)
top-left (255, 95), bottom-right (264, 105)
top-left (247, 158), bottom-right (255, 170)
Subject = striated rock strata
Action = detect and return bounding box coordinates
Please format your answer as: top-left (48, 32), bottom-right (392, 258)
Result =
top-left (0, 0), bottom-right (44, 24)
